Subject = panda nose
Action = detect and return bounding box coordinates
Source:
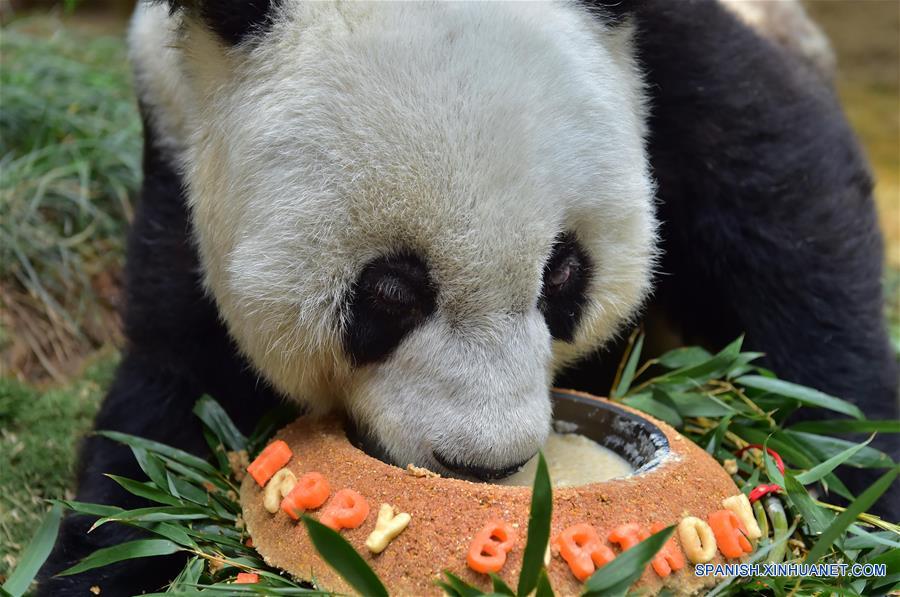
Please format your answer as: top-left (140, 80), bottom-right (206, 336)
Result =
top-left (432, 450), bottom-right (534, 481)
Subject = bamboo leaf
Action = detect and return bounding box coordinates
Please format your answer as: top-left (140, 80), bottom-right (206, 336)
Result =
top-left (534, 568), bottom-right (554, 597)
top-left (489, 573), bottom-right (515, 596)
top-left (783, 431), bottom-right (893, 469)
top-left (193, 395), bottom-right (248, 452)
top-left (2, 503), bottom-right (62, 597)
top-left (805, 466), bottom-right (900, 563)
top-left (131, 446), bottom-right (169, 489)
top-left (517, 452), bottom-right (552, 596)
top-left (104, 474), bottom-right (183, 506)
top-left (735, 376), bottom-right (864, 419)
top-left (582, 525), bottom-right (674, 597)
top-left (656, 346), bottom-right (712, 369)
top-left (789, 419), bottom-right (900, 434)
top-left (795, 436), bottom-right (874, 485)
top-left (90, 506), bottom-right (209, 532)
top-left (612, 333), bottom-right (644, 398)
top-left (439, 572), bottom-right (481, 597)
top-left (58, 539), bottom-right (181, 576)
top-left (55, 500), bottom-right (123, 518)
top-left (622, 389), bottom-right (683, 428)
top-left (301, 516), bottom-right (388, 597)
top-left (783, 472), bottom-right (833, 535)
top-left (97, 430), bottom-right (219, 476)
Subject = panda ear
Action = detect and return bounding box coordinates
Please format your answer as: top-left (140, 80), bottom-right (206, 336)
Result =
top-left (162, 0), bottom-right (282, 46)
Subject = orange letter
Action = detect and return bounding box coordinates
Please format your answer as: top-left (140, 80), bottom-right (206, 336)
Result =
top-left (467, 520), bottom-right (517, 574)
top-left (608, 522), bottom-right (649, 552)
top-left (649, 522), bottom-right (686, 577)
top-left (555, 523), bottom-right (616, 581)
top-left (709, 510), bottom-right (752, 558)
top-left (319, 488), bottom-right (369, 531)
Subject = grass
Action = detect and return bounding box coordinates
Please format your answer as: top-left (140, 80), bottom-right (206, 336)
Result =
top-left (0, 350), bottom-right (117, 581)
top-left (0, 15), bottom-right (140, 382)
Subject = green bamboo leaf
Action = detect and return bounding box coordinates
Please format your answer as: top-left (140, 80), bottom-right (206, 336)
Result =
top-left (58, 539), bottom-right (181, 576)
top-left (97, 430), bottom-right (219, 476)
top-left (805, 466), bottom-right (900, 563)
top-left (735, 376), bottom-right (864, 419)
top-left (622, 390), bottom-right (683, 428)
top-left (762, 438), bottom-right (785, 487)
top-left (435, 580), bottom-right (462, 597)
top-left (131, 445), bottom-right (169, 489)
top-left (656, 346), bottom-right (712, 369)
top-left (301, 516), bottom-right (388, 597)
top-left (138, 522), bottom-right (197, 549)
top-left (438, 572), bottom-right (482, 597)
top-left (248, 403), bottom-right (302, 454)
top-left (704, 414), bottom-right (734, 455)
top-left (517, 452), bottom-right (552, 596)
top-left (789, 419), bottom-right (900, 434)
top-left (844, 528), bottom-right (900, 550)
top-left (489, 573), bottom-right (515, 596)
top-left (731, 425), bottom-right (817, 469)
top-left (783, 431), bottom-right (893, 469)
top-left (783, 472), bottom-right (833, 535)
top-left (193, 395), bottom-right (248, 452)
top-left (666, 392), bottom-right (736, 418)
top-left (581, 525), bottom-right (674, 597)
top-left (104, 474), bottom-right (183, 506)
top-left (56, 500), bottom-right (123, 518)
top-left (90, 506), bottom-right (209, 532)
top-left (2, 503), bottom-right (62, 597)
top-left (534, 568), bottom-right (554, 597)
top-left (612, 333), bottom-right (643, 398)
top-left (656, 336), bottom-right (743, 386)
top-left (795, 436), bottom-right (874, 485)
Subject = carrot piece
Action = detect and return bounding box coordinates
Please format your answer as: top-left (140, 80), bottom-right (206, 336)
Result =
top-left (555, 523), bottom-right (615, 581)
top-left (247, 440), bottom-right (293, 487)
top-left (466, 519), bottom-right (518, 575)
top-left (319, 488), bottom-right (370, 531)
top-left (281, 472), bottom-right (331, 520)
top-left (235, 572), bottom-right (259, 584)
top-left (709, 509), bottom-right (753, 558)
top-left (649, 522), bottom-right (686, 577)
top-left (608, 522), bottom-right (649, 552)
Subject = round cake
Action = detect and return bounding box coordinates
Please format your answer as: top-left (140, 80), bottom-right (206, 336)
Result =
top-left (241, 390), bottom-right (745, 595)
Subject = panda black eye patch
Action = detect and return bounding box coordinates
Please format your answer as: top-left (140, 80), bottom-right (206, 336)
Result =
top-left (539, 232), bottom-right (592, 342)
top-left (344, 252), bottom-right (437, 365)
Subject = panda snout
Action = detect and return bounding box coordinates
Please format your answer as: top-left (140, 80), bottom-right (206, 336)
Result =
top-left (432, 449), bottom-right (535, 481)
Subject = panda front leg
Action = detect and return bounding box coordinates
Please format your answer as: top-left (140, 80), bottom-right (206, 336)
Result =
top-left (36, 353), bottom-right (207, 597)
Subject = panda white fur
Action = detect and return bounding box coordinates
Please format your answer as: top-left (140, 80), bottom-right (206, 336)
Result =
top-left (129, 0), bottom-right (657, 475)
top-left (39, 1), bottom-right (897, 594)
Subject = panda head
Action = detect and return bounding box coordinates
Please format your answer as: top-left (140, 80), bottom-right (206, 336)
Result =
top-left (147, 0), bottom-right (657, 479)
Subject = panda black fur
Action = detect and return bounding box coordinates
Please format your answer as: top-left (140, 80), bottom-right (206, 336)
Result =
top-left (38, 1), bottom-right (898, 594)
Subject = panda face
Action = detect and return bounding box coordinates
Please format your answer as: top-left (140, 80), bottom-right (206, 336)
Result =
top-left (141, 1), bottom-right (657, 478)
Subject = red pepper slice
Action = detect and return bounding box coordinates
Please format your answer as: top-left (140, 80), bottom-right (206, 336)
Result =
top-left (749, 483), bottom-right (783, 503)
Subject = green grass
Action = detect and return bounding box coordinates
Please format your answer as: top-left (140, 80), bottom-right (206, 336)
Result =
top-left (0, 17), bottom-right (140, 379)
top-left (0, 351), bottom-right (117, 581)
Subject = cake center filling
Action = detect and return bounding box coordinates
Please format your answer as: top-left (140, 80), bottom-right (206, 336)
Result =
top-left (496, 431), bottom-right (634, 487)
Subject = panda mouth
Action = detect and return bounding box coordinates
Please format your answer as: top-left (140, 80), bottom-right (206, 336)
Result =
top-left (431, 450), bottom-right (533, 482)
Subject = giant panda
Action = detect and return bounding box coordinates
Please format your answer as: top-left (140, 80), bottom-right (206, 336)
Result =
top-left (39, 0), bottom-right (898, 594)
